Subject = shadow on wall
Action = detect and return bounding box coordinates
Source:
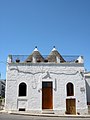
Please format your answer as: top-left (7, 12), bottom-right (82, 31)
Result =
top-left (85, 80), bottom-right (90, 105)
top-left (0, 98), bottom-right (5, 110)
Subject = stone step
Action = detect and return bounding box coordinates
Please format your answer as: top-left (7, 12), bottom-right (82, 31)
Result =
top-left (42, 110), bottom-right (54, 114)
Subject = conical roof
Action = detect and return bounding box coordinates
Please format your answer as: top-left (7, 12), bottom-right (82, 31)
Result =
top-left (25, 47), bottom-right (44, 62)
top-left (47, 46), bottom-right (65, 63)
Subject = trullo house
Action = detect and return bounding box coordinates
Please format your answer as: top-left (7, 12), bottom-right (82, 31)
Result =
top-left (5, 47), bottom-right (88, 115)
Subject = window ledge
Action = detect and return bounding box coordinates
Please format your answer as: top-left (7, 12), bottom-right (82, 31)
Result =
top-left (17, 97), bottom-right (27, 100)
top-left (66, 96), bottom-right (75, 99)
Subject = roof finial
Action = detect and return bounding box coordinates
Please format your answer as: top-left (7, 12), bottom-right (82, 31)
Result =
top-left (52, 46), bottom-right (56, 51)
top-left (34, 46), bottom-right (38, 51)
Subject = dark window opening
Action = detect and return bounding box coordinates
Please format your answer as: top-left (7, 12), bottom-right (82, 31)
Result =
top-left (26, 60), bottom-right (32, 63)
top-left (19, 108), bottom-right (25, 111)
top-left (44, 59), bottom-right (48, 62)
top-left (37, 59), bottom-right (41, 62)
top-left (67, 83), bottom-right (74, 96)
top-left (75, 60), bottom-right (79, 63)
top-left (16, 59), bottom-right (20, 63)
top-left (19, 83), bottom-right (27, 96)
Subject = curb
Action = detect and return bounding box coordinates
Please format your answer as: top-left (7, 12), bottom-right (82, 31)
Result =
top-left (8, 112), bottom-right (90, 118)
top-left (1, 110), bottom-right (90, 118)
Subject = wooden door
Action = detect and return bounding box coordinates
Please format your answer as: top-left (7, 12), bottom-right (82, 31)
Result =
top-left (42, 82), bottom-right (53, 109)
top-left (66, 99), bottom-right (76, 114)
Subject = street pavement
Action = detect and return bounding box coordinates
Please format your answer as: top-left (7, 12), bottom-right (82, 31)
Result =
top-left (0, 113), bottom-right (90, 120)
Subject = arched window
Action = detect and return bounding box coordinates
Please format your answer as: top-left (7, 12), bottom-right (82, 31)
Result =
top-left (19, 82), bottom-right (27, 96)
top-left (67, 82), bottom-right (74, 96)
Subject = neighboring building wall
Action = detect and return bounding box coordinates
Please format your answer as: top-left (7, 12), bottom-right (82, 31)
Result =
top-left (5, 63), bottom-right (88, 115)
top-left (0, 82), bottom-right (1, 96)
top-left (85, 72), bottom-right (90, 105)
top-left (0, 80), bottom-right (5, 98)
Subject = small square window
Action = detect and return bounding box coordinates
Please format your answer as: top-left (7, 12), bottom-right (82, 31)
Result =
top-left (19, 108), bottom-right (25, 111)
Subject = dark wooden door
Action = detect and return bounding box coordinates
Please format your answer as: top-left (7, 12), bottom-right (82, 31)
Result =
top-left (66, 99), bottom-right (76, 114)
top-left (42, 82), bottom-right (53, 109)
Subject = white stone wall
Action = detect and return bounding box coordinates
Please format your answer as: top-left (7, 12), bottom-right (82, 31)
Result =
top-left (5, 63), bottom-right (88, 114)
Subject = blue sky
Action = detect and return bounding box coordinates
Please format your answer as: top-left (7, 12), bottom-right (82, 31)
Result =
top-left (0, 0), bottom-right (90, 79)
